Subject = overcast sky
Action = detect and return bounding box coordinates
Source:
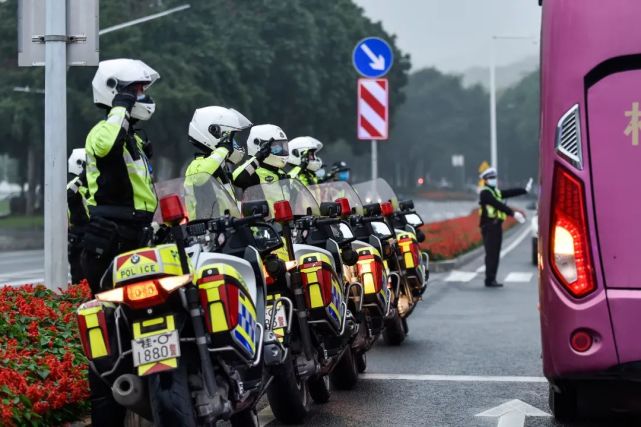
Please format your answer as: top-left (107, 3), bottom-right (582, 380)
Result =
top-left (353, 0), bottom-right (541, 73)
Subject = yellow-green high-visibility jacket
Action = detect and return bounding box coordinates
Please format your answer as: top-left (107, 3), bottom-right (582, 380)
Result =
top-left (479, 186), bottom-right (509, 223)
top-left (288, 166), bottom-right (318, 187)
top-left (184, 147), bottom-right (236, 219)
top-left (85, 106), bottom-right (157, 222)
top-left (232, 156), bottom-right (286, 191)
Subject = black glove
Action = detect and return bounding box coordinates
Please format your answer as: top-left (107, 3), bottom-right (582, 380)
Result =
top-left (112, 85), bottom-right (137, 112)
top-left (300, 155), bottom-right (309, 169)
top-left (218, 131), bottom-right (234, 153)
top-left (255, 139), bottom-right (273, 161)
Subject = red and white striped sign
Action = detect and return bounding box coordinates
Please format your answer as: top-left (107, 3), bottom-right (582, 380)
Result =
top-left (357, 78), bottom-right (389, 140)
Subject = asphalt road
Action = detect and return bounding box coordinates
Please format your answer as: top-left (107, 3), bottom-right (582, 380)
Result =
top-left (256, 224), bottom-right (634, 427)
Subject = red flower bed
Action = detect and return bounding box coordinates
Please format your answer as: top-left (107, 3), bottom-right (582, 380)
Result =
top-left (0, 282), bottom-right (92, 426)
top-left (420, 212), bottom-right (516, 261)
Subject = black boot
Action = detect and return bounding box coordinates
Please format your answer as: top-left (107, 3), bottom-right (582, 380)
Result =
top-left (485, 280), bottom-right (503, 288)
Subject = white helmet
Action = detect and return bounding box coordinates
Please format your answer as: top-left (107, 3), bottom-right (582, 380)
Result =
top-left (287, 136), bottom-right (323, 172)
top-left (68, 148), bottom-right (86, 176)
top-left (188, 106), bottom-right (252, 162)
top-left (92, 58), bottom-right (160, 121)
top-left (246, 124), bottom-right (289, 169)
top-left (479, 167), bottom-right (497, 180)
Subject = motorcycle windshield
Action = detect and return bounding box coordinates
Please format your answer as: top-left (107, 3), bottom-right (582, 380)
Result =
top-left (352, 178), bottom-right (399, 210)
top-left (241, 178), bottom-right (321, 219)
top-left (307, 181), bottom-right (364, 216)
top-left (154, 172), bottom-right (241, 222)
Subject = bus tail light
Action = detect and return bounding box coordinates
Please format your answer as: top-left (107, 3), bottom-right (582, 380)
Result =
top-left (550, 164), bottom-right (595, 298)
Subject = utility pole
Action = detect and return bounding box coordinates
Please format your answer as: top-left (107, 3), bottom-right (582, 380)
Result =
top-left (43, 0), bottom-right (68, 289)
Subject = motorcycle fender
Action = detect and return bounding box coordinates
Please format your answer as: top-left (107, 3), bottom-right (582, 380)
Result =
top-left (132, 315), bottom-right (179, 376)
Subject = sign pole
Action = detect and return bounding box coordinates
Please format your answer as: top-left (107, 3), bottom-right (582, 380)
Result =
top-left (44, 0), bottom-right (68, 289)
top-left (371, 139), bottom-right (378, 180)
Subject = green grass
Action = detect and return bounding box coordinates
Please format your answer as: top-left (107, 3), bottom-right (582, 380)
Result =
top-left (0, 214), bottom-right (44, 230)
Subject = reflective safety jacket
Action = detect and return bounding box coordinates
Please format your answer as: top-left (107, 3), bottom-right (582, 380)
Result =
top-left (85, 106), bottom-right (157, 222)
top-left (184, 147), bottom-right (236, 219)
top-left (479, 186), bottom-right (525, 226)
top-left (67, 175), bottom-right (89, 227)
top-left (287, 166), bottom-right (318, 187)
top-left (232, 157), bottom-right (286, 191)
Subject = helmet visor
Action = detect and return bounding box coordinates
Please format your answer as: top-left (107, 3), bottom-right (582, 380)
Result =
top-left (229, 108), bottom-right (253, 131)
top-left (270, 140), bottom-right (289, 157)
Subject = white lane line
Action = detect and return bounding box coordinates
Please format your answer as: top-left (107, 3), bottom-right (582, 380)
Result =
top-left (445, 271), bottom-right (477, 282)
top-left (360, 373), bottom-right (547, 383)
top-left (475, 226), bottom-right (532, 273)
top-left (504, 272), bottom-right (534, 283)
top-left (258, 406), bottom-right (275, 426)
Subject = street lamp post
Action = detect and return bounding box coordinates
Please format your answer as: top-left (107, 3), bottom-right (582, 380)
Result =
top-left (489, 35), bottom-right (539, 172)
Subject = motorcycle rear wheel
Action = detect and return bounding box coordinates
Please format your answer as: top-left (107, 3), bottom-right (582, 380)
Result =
top-left (383, 311), bottom-right (406, 346)
top-left (330, 347), bottom-right (359, 390)
top-left (308, 374), bottom-right (331, 403)
top-left (148, 363), bottom-right (197, 427)
top-left (267, 354), bottom-right (311, 424)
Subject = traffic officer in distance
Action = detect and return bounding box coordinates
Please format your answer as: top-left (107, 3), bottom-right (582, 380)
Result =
top-left (478, 167), bottom-right (531, 288)
top-left (324, 160), bottom-right (351, 183)
top-left (286, 136), bottom-right (323, 187)
top-left (232, 124), bottom-right (289, 190)
top-left (81, 59), bottom-right (159, 427)
top-left (67, 148), bottom-right (89, 284)
top-left (184, 106), bottom-right (252, 217)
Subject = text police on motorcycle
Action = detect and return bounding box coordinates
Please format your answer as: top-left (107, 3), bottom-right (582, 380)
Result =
top-left (478, 167), bottom-right (530, 288)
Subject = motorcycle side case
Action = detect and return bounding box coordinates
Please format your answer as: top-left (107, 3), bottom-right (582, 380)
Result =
top-left (76, 299), bottom-right (115, 360)
top-left (295, 244), bottom-right (345, 334)
top-left (195, 253), bottom-right (259, 362)
top-left (396, 230), bottom-right (420, 270)
top-left (353, 241), bottom-right (390, 314)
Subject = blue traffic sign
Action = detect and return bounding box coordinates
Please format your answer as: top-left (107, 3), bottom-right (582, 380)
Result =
top-left (352, 37), bottom-right (394, 78)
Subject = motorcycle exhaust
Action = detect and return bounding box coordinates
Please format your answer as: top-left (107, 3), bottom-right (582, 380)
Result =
top-left (112, 374), bottom-right (152, 420)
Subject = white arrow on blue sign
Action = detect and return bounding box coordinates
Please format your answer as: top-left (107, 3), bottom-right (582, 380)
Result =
top-left (352, 37), bottom-right (394, 78)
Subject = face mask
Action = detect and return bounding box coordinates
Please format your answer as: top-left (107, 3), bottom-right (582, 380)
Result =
top-left (486, 178), bottom-right (497, 187)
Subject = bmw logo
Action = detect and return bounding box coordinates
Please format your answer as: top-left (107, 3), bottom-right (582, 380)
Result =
top-left (131, 254), bottom-right (140, 264)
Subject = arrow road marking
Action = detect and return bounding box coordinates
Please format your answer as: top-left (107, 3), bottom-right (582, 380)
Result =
top-left (476, 399), bottom-right (550, 427)
top-left (360, 43), bottom-right (386, 70)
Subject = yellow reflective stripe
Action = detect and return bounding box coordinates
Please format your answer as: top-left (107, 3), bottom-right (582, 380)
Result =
top-left (88, 328), bottom-right (108, 358)
top-left (309, 284), bottom-right (323, 308)
top-left (210, 302), bottom-right (228, 332)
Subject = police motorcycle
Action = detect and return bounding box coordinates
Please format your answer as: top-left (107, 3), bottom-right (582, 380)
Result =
top-left (307, 180), bottom-right (393, 371)
top-left (353, 178), bottom-right (429, 345)
top-left (393, 199), bottom-right (430, 288)
top-left (241, 179), bottom-right (360, 424)
top-left (76, 173), bottom-right (287, 426)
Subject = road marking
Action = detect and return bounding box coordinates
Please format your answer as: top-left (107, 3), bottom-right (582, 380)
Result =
top-left (258, 406), bottom-right (275, 426)
top-left (360, 373), bottom-right (546, 383)
top-left (504, 272), bottom-right (533, 283)
top-left (445, 271), bottom-right (477, 282)
top-left (475, 226), bottom-right (532, 273)
top-left (476, 399), bottom-right (550, 427)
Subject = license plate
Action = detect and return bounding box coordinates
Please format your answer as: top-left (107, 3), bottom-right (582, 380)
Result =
top-left (131, 330), bottom-right (181, 367)
top-left (266, 304), bottom-right (287, 330)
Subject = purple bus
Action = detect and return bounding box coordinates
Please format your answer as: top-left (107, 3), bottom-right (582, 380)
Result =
top-left (539, 0), bottom-right (641, 420)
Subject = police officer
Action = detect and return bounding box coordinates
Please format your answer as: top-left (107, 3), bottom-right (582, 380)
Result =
top-left (325, 160), bottom-right (351, 183)
top-left (232, 124), bottom-right (290, 190)
top-left (81, 58), bottom-right (159, 295)
top-left (67, 148), bottom-right (89, 284)
top-left (479, 167), bottom-right (530, 287)
top-left (184, 106), bottom-right (252, 216)
top-left (81, 59), bottom-right (159, 427)
top-left (286, 136), bottom-right (323, 187)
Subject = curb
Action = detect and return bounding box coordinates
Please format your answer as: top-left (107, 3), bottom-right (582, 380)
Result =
top-left (430, 225), bottom-right (524, 273)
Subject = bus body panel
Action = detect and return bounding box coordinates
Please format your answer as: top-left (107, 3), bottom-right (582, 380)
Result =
top-left (540, 0), bottom-right (641, 381)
